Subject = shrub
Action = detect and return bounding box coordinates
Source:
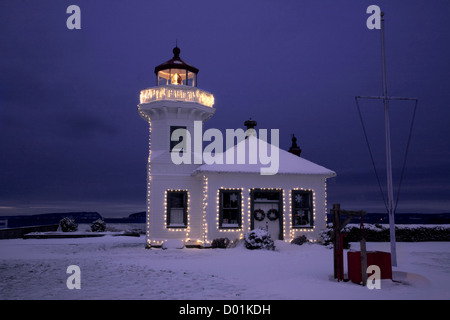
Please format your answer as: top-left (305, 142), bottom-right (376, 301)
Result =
top-left (319, 228), bottom-right (332, 246)
top-left (291, 235), bottom-right (308, 245)
top-left (91, 219), bottom-right (106, 232)
top-left (319, 224), bottom-right (450, 245)
top-left (244, 228), bottom-right (275, 250)
top-left (319, 228), bottom-right (351, 249)
top-left (59, 217), bottom-right (78, 232)
top-left (211, 237), bottom-right (230, 248)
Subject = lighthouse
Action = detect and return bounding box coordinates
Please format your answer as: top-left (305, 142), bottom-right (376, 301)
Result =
top-left (137, 47), bottom-right (335, 249)
top-left (138, 47), bottom-right (215, 248)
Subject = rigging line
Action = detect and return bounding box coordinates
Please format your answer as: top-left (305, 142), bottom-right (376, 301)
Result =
top-left (394, 99), bottom-right (419, 213)
top-left (355, 96), bottom-right (389, 212)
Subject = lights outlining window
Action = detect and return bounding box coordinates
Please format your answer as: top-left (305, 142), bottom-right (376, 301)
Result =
top-left (139, 85), bottom-right (214, 108)
top-left (291, 189), bottom-right (314, 228)
top-left (218, 189), bottom-right (242, 229)
top-left (165, 190), bottom-right (189, 229)
top-left (215, 188), bottom-right (244, 234)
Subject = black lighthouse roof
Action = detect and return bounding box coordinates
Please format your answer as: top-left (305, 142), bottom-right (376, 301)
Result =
top-left (154, 46), bottom-right (199, 75)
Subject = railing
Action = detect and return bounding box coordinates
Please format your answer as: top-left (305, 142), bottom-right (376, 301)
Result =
top-left (140, 85), bottom-right (214, 108)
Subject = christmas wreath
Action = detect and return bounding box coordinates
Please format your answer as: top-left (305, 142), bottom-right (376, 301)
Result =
top-left (267, 208), bottom-right (279, 221)
top-left (253, 209), bottom-right (265, 221)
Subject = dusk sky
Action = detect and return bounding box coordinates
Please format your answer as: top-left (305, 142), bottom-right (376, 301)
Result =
top-left (1, 0), bottom-right (449, 217)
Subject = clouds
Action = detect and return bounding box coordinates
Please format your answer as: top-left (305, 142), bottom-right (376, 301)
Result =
top-left (0, 0), bottom-right (449, 216)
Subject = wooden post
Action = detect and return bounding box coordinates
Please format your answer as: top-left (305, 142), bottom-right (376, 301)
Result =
top-left (338, 234), bottom-right (344, 281)
top-left (331, 204), bottom-right (366, 282)
top-left (360, 238), bottom-right (368, 286)
top-left (332, 204), bottom-right (341, 280)
top-left (360, 215), bottom-right (368, 286)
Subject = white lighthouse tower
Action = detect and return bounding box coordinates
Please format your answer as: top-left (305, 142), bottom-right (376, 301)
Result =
top-left (138, 47), bottom-right (215, 248)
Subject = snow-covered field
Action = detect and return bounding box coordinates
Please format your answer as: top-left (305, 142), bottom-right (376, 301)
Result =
top-left (1, 234), bottom-right (449, 300)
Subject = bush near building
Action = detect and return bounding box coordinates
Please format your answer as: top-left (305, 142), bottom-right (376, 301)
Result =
top-left (320, 224), bottom-right (450, 245)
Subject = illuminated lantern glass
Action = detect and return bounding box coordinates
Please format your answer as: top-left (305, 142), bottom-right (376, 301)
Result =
top-left (171, 73), bottom-right (182, 85)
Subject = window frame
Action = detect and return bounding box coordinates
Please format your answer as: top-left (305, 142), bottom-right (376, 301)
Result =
top-left (291, 189), bottom-right (314, 228)
top-left (218, 189), bottom-right (242, 229)
top-left (249, 188), bottom-right (284, 240)
top-left (166, 190), bottom-right (188, 228)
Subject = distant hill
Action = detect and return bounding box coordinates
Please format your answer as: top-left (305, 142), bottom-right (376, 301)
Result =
top-left (0, 212), bottom-right (103, 228)
top-left (104, 212), bottom-right (146, 223)
top-left (3, 211), bottom-right (448, 230)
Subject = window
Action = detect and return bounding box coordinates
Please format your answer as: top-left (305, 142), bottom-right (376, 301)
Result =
top-left (219, 190), bottom-right (241, 228)
top-left (292, 190), bottom-right (313, 228)
top-left (170, 126), bottom-right (187, 152)
top-left (166, 190), bottom-right (188, 228)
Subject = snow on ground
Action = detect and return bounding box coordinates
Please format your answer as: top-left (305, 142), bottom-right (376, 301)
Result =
top-left (0, 235), bottom-right (449, 300)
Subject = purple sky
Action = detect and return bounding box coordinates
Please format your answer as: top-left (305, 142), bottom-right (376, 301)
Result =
top-left (1, 0), bottom-right (449, 217)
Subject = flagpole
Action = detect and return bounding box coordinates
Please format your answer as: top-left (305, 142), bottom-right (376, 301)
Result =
top-left (380, 12), bottom-right (397, 267)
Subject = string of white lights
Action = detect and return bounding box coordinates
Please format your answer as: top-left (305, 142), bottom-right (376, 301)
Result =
top-left (137, 105), bottom-right (153, 248)
top-left (290, 188), bottom-right (316, 242)
top-left (140, 85), bottom-right (214, 108)
top-left (215, 187), bottom-right (244, 235)
top-left (202, 175), bottom-right (209, 245)
top-left (164, 189), bottom-right (190, 237)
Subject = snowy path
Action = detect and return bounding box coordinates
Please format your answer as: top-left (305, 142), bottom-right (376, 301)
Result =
top-left (0, 236), bottom-right (449, 300)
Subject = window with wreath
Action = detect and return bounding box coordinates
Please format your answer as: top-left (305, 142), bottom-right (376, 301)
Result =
top-left (219, 190), bottom-right (241, 228)
top-left (292, 190), bottom-right (314, 228)
top-left (166, 190), bottom-right (188, 228)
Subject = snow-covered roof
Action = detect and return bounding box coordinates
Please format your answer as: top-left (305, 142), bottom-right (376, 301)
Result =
top-left (194, 136), bottom-right (336, 177)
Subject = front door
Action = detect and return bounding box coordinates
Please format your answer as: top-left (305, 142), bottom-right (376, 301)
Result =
top-left (251, 189), bottom-right (283, 240)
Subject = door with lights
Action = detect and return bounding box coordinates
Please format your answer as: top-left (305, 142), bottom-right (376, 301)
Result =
top-left (250, 189), bottom-right (283, 240)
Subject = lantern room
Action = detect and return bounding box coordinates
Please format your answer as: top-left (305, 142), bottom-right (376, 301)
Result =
top-left (154, 46), bottom-right (199, 87)
top-left (139, 46), bottom-right (214, 108)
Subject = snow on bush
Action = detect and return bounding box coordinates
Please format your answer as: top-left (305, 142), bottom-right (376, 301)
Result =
top-left (319, 228), bottom-right (332, 247)
top-left (58, 217), bottom-right (78, 232)
top-left (244, 228), bottom-right (275, 250)
top-left (319, 227), bottom-right (351, 249)
top-left (90, 219), bottom-right (106, 232)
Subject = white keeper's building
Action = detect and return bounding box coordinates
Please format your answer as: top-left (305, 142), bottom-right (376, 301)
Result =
top-left (137, 47), bottom-right (336, 248)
